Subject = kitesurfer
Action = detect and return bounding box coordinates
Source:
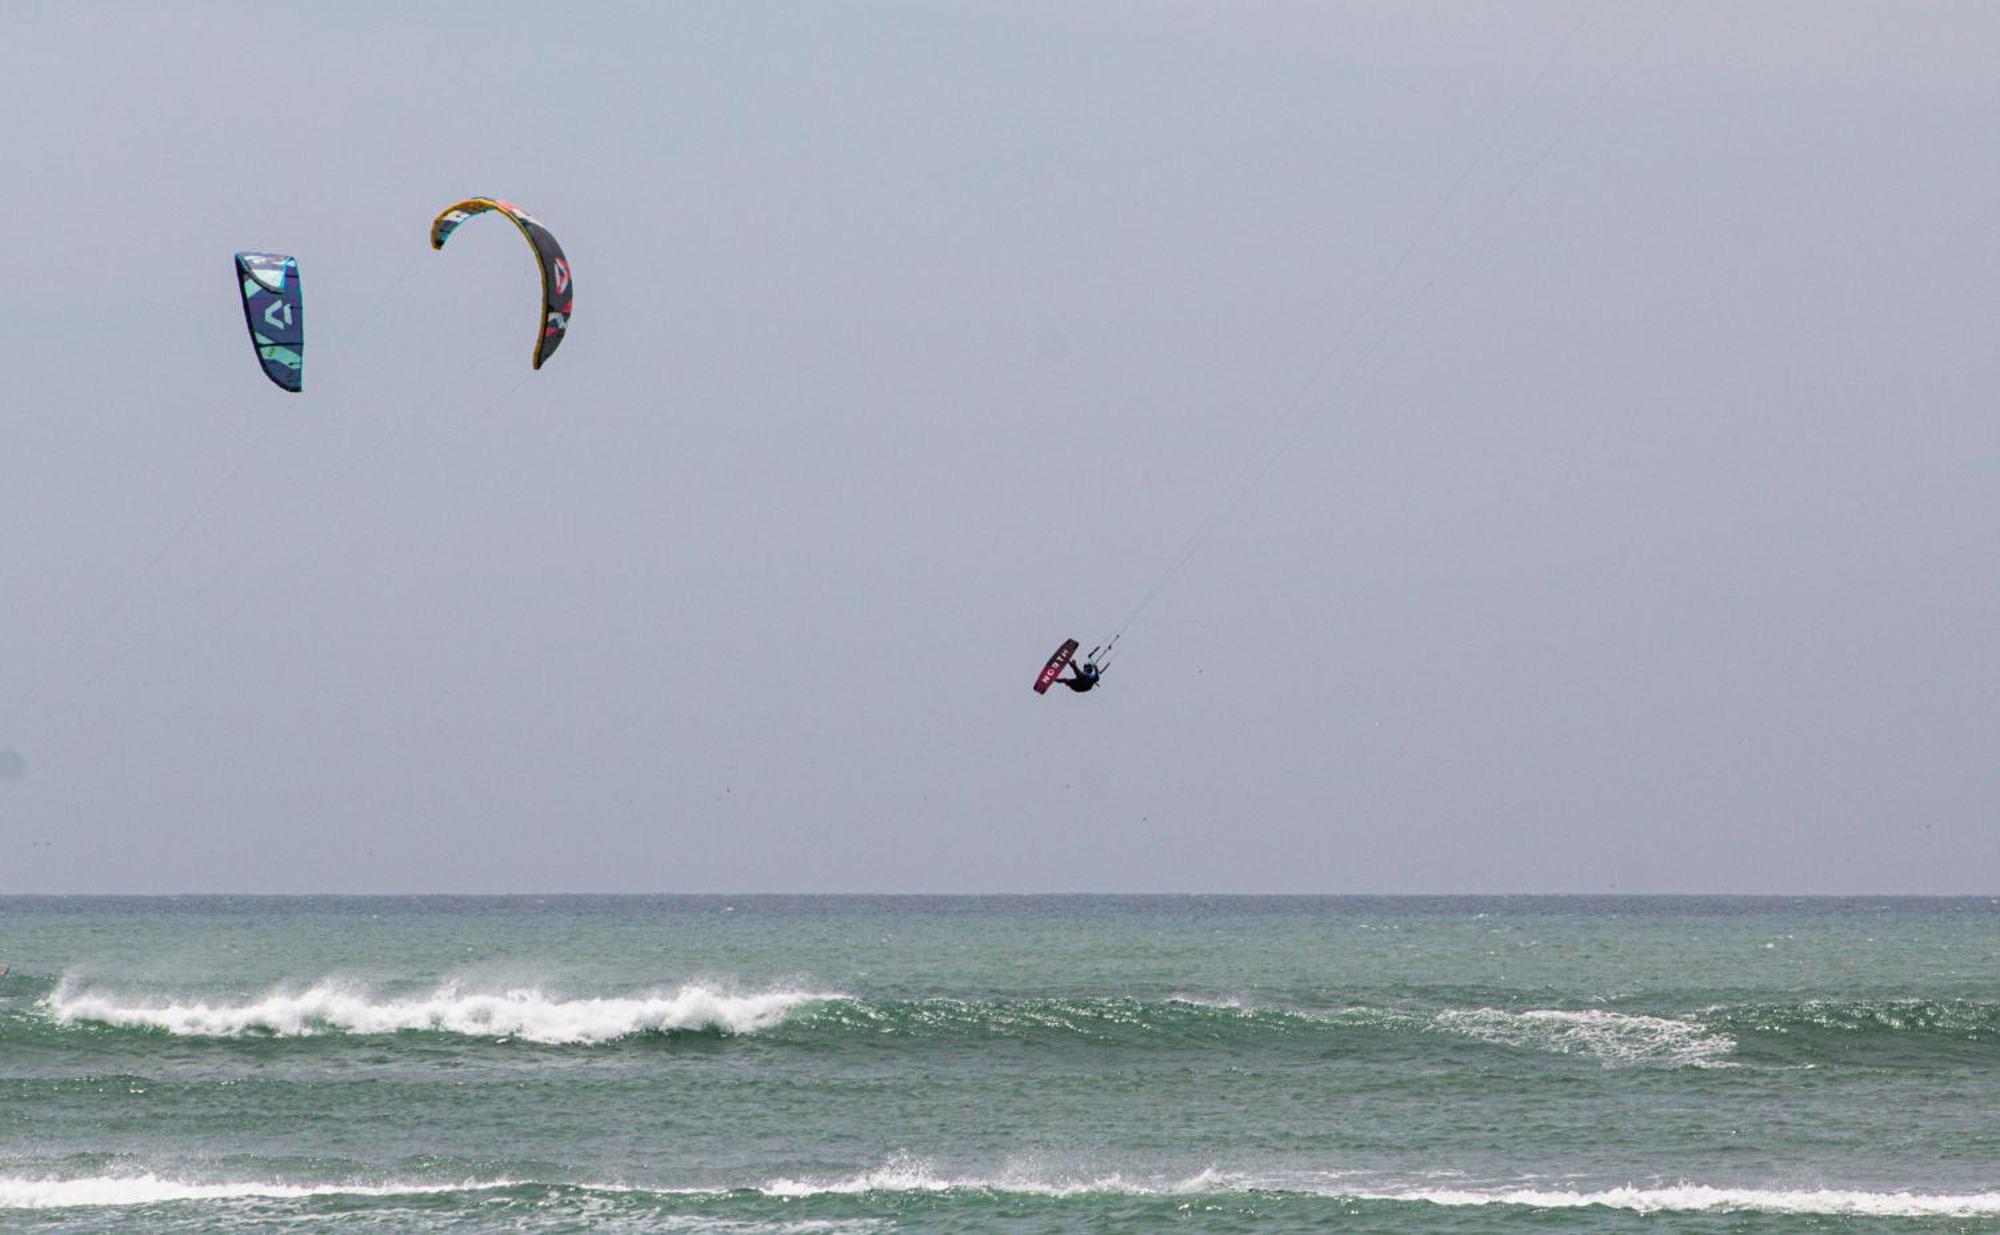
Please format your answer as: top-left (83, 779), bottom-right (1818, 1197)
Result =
top-left (1063, 661), bottom-right (1102, 693)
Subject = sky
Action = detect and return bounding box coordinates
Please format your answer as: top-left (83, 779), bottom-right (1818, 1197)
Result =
top-left (2, 1), bottom-right (1997, 894)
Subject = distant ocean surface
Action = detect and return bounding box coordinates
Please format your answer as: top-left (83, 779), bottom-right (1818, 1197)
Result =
top-left (3, 896), bottom-right (1999, 1233)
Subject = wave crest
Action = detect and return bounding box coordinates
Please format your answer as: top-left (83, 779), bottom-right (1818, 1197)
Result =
top-left (43, 980), bottom-right (841, 1044)
top-left (760, 1152), bottom-right (1205, 1199)
top-left (758, 1159), bottom-right (2000, 1216)
top-left (802, 998), bottom-right (1734, 1066)
top-left (1385, 1182), bottom-right (2000, 1218)
top-left (0, 1174), bottom-right (520, 1210)
top-left (39, 984), bottom-right (1735, 1064)
top-left (1716, 997), bottom-right (2000, 1038)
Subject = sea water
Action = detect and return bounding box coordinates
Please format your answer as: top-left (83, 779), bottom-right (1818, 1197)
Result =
top-left (2, 896), bottom-right (1997, 1232)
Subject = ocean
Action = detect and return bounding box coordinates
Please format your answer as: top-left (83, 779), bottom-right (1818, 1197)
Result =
top-left (2, 895), bottom-right (1997, 1232)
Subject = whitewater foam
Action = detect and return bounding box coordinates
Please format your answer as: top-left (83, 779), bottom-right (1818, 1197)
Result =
top-left (759, 1154), bottom-right (1225, 1200)
top-left (7, 1165), bottom-right (1995, 1220)
top-left (0, 1174), bottom-right (874, 1232)
top-left (755, 1160), bottom-right (2000, 1216)
top-left (42, 979), bottom-right (842, 1044)
top-left (0, 1174), bottom-right (523, 1210)
top-left (1430, 1007), bottom-right (1736, 1067)
top-left (1380, 1182), bottom-right (2000, 1218)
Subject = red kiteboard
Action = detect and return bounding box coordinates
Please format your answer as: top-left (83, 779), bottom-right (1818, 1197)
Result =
top-left (1034, 638), bottom-right (1080, 694)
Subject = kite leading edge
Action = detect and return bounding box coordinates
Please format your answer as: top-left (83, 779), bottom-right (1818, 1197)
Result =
top-left (429, 197), bottom-right (573, 370)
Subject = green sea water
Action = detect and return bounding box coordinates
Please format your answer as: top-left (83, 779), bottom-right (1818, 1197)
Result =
top-left (2, 896), bottom-right (1998, 1232)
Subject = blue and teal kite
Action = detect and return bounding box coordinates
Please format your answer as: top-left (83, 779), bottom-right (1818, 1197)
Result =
top-left (233, 252), bottom-right (303, 392)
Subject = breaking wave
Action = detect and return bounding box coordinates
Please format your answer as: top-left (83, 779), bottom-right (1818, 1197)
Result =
top-left (42, 980), bottom-right (841, 1045)
top-left (41, 979), bottom-right (1985, 1068)
top-left (10, 1162), bottom-right (1995, 1220)
top-left (34, 978), bottom-right (1734, 1064)
top-left (0, 1174), bottom-right (529, 1209)
top-left (758, 1157), bottom-right (2000, 1216)
top-left (1372, 1181), bottom-right (2000, 1217)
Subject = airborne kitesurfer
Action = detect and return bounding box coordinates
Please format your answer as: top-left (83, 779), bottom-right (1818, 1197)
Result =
top-left (1062, 661), bottom-right (1102, 693)
top-left (1034, 638), bottom-right (1111, 695)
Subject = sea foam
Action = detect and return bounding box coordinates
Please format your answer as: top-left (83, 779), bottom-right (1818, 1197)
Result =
top-left (6, 1165), bottom-right (1997, 1220)
top-left (1376, 1182), bottom-right (2000, 1218)
top-left (0, 1174), bottom-right (520, 1210)
top-left (1429, 1007), bottom-right (1736, 1068)
top-left (43, 979), bottom-right (840, 1044)
top-left (755, 1159), bottom-right (2000, 1216)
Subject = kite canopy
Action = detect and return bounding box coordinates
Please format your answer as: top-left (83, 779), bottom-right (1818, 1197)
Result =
top-left (430, 197), bottom-right (573, 369)
top-left (233, 252), bottom-right (303, 392)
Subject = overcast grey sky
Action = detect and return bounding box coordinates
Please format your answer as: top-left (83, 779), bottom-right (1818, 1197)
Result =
top-left (3, 1), bottom-right (1996, 893)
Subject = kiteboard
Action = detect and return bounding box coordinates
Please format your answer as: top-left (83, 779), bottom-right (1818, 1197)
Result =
top-left (1034, 638), bottom-right (1080, 694)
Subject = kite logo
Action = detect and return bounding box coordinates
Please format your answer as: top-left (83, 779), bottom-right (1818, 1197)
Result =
top-left (552, 258), bottom-right (570, 295)
top-left (264, 300), bottom-right (293, 330)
